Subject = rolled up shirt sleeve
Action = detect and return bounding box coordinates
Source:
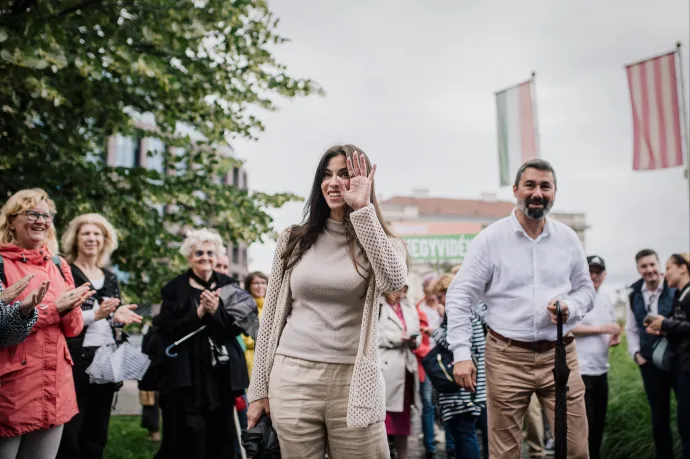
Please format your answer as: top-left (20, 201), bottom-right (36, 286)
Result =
top-left (625, 303), bottom-right (641, 359)
top-left (565, 241), bottom-right (596, 324)
top-left (446, 235), bottom-right (492, 363)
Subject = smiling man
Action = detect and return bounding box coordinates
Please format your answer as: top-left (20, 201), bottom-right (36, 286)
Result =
top-left (625, 249), bottom-right (677, 459)
top-left (444, 159), bottom-right (595, 458)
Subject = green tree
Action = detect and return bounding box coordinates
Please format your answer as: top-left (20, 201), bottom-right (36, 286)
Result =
top-left (0, 0), bottom-right (321, 303)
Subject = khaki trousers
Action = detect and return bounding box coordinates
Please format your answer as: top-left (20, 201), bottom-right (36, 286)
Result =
top-left (524, 393), bottom-right (545, 456)
top-left (268, 355), bottom-right (390, 459)
top-left (485, 333), bottom-right (589, 459)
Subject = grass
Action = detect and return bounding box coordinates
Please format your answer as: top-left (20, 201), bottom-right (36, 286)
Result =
top-left (602, 335), bottom-right (681, 459)
top-left (104, 416), bottom-right (159, 459)
top-left (104, 334), bottom-right (681, 459)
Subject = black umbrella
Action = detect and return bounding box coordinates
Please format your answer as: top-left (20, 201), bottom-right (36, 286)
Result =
top-left (552, 301), bottom-right (570, 459)
top-left (241, 414), bottom-right (281, 459)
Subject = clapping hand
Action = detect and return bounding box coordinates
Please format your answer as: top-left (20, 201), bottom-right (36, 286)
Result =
top-left (0, 274), bottom-right (33, 304)
top-left (95, 298), bottom-right (120, 321)
top-left (200, 290), bottom-right (220, 316)
top-left (336, 150), bottom-right (377, 212)
top-left (56, 284), bottom-right (95, 313)
top-left (19, 281), bottom-right (50, 317)
top-left (113, 304), bottom-right (143, 325)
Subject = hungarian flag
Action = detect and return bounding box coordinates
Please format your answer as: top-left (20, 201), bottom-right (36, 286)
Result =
top-left (626, 51), bottom-right (684, 170)
top-left (496, 78), bottom-right (539, 186)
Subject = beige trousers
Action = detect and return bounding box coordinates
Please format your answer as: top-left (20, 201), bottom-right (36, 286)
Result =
top-left (485, 333), bottom-right (589, 459)
top-left (268, 355), bottom-right (390, 459)
top-left (524, 393), bottom-right (545, 456)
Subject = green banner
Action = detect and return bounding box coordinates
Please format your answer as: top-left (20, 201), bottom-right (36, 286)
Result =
top-left (401, 234), bottom-right (477, 261)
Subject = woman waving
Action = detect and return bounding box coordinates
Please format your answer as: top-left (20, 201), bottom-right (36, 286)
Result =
top-left (246, 145), bottom-right (407, 459)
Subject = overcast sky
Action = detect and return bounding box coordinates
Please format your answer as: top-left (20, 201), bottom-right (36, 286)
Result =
top-left (235, 0), bottom-right (690, 295)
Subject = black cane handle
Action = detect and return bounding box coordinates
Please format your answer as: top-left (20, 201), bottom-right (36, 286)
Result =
top-left (555, 301), bottom-right (564, 341)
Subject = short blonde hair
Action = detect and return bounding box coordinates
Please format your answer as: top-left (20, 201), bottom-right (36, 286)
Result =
top-left (431, 273), bottom-right (455, 294)
top-left (0, 188), bottom-right (59, 254)
top-left (61, 213), bottom-right (119, 267)
top-left (180, 228), bottom-right (224, 259)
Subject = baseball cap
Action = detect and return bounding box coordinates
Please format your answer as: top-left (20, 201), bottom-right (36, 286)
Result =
top-left (587, 255), bottom-right (606, 270)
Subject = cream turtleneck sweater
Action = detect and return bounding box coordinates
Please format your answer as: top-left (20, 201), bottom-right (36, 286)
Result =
top-left (276, 218), bottom-right (369, 364)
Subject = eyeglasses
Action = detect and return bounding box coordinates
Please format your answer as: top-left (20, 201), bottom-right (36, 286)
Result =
top-left (22, 210), bottom-right (54, 223)
top-left (194, 250), bottom-right (215, 258)
top-left (251, 280), bottom-right (268, 286)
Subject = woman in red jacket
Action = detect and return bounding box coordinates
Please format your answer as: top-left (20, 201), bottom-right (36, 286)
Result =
top-left (0, 188), bottom-right (94, 459)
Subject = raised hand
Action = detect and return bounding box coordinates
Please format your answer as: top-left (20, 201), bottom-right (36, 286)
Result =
top-left (19, 281), bottom-right (50, 317)
top-left (336, 150), bottom-right (377, 211)
top-left (0, 274), bottom-right (33, 304)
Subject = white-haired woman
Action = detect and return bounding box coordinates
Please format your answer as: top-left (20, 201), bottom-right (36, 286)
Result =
top-left (56, 213), bottom-right (142, 459)
top-left (152, 228), bottom-right (247, 459)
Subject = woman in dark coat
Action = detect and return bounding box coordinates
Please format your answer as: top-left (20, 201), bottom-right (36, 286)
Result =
top-left (153, 228), bottom-right (247, 459)
top-left (647, 252), bottom-right (690, 459)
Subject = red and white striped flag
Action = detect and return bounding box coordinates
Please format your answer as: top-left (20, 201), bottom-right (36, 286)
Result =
top-left (626, 51), bottom-right (684, 170)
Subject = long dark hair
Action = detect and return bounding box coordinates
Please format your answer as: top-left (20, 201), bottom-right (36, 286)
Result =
top-left (281, 145), bottom-right (395, 281)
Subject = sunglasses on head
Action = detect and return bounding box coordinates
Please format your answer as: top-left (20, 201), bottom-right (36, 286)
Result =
top-left (194, 250), bottom-right (215, 258)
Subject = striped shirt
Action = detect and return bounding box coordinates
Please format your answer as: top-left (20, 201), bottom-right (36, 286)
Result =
top-left (0, 286), bottom-right (38, 348)
top-left (431, 311), bottom-right (486, 421)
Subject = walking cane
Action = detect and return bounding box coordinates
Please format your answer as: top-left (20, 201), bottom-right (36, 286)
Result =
top-left (553, 301), bottom-right (570, 459)
top-left (164, 325), bottom-right (208, 358)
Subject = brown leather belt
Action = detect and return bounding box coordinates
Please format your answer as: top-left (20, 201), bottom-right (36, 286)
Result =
top-left (489, 329), bottom-right (574, 353)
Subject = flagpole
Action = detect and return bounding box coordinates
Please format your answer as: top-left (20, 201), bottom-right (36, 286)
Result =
top-left (531, 71), bottom-right (541, 157)
top-left (677, 41), bottom-right (690, 252)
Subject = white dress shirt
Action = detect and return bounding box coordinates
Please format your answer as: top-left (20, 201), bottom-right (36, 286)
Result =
top-left (625, 280), bottom-right (663, 359)
top-left (576, 290), bottom-right (616, 376)
top-left (446, 209), bottom-right (596, 362)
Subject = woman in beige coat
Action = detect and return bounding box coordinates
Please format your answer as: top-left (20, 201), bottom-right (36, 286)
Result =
top-left (378, 287), bottom-right (422, 459)
top-left (246, 145), bottom-right (408, 459)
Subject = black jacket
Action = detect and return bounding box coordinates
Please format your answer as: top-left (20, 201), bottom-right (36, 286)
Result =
top-left (66, 265), bottom-right (121, 350)
top-left (152, 271), bottom-right (249, 398)
top-left (628, 278), bottom-right (676, 360)
top-left (662, 282), bottom-right (690, 371)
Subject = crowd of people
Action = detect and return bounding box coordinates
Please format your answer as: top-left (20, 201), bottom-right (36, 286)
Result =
top-left (0, 147), bottom-right (688, 459)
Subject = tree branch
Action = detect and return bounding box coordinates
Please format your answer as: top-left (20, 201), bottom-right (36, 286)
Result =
top-left (58, 0), bottom-right (103, 17)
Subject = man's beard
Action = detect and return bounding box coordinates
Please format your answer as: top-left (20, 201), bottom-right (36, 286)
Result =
top-left (519, 196), bottom-right (552, 220)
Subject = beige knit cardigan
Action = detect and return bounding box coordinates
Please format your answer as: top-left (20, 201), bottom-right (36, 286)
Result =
top-left (247, 203), bottom-right (408, 428)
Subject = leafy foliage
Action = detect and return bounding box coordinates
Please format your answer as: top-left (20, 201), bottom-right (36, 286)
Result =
top-left (0, 0), bottom-right (320, 303)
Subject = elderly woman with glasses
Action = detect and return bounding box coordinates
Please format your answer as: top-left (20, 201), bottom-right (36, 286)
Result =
top-left (152, 228), bottom-right (248, 459)
top-left (0, 188), bottom-right (94, 459)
